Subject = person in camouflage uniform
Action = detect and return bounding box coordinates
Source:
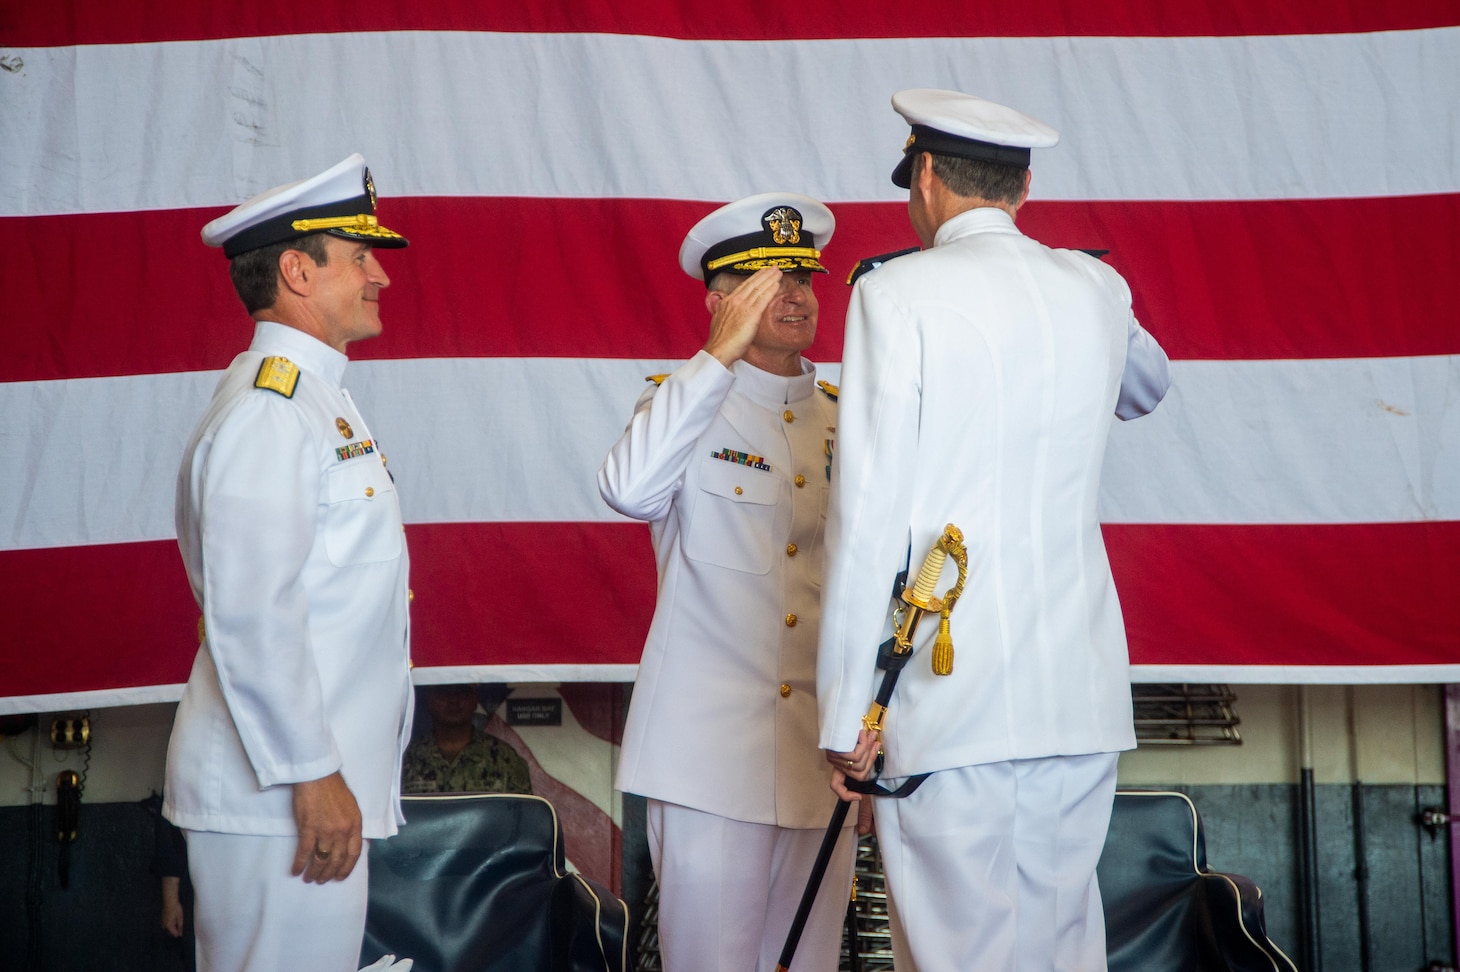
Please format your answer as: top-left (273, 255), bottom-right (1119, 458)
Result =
top-left (401, 684), bottom-right (532, 795)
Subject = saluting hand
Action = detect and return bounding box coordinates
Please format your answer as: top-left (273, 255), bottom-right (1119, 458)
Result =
top-left (291, 771), bottom-right (363, 884)
top-left (702, 266), bottom-right (783, 369)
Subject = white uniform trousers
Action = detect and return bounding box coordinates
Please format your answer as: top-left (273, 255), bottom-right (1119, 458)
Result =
top-left (647, 799), bottom-right (856, 972)
top-left (186, 831), bottom-right (372, 972)
top-left (872, 753), bottom-right (1119, 972)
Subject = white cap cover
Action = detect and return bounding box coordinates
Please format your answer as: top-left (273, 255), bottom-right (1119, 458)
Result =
top-left (890, 89), bottom-right (1059, 188)
top-left (678, 191), bottom-right (835, 285)
top-left (201, 153), bottom-right (408, 258)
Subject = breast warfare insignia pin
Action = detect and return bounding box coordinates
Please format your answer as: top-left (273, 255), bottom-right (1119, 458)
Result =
top-left (336, 417), bottom-right (354, 439)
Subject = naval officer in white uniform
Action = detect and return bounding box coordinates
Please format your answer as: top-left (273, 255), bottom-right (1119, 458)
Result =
top-left (817, 90), bottom-right (1172, 971)
top-left (164, 155), bottom-right (415, 972)
top-left (599, 193), bottom-right (855, 971)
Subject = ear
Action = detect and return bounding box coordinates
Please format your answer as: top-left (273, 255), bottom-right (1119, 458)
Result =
top-left (915, 151), bottom-right (937, 195)
top-left (276, 248), bottom-right (314, 298)
top-left (1015, 169), bottom-right (1032, 212)
top-left (704, 289), bottom-right (725, 316)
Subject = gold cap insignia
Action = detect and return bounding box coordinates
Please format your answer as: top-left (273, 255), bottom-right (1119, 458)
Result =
top-left (904, 133), bottom-right (916, 151)
top-left (365, 168), bottom-right (377, 209)
top-left (763, 207), bottom-right (802, 245)
top-left (336, 417), bottom-right (354, 439)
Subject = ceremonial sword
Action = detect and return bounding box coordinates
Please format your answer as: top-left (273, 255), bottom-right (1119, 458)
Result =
top-left (775, 523), bottom-right (968, 972)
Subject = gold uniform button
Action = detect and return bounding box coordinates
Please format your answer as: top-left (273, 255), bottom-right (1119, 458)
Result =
top-left (734, 486), bottom-right (743, 495)
top-left (786, 543), bottom-right (798, 557)
top-left (785, 614), bottom-right (798, 627)
top-left (780, 683), bottom-right (792, 698)
top-left (794, 474), bottom-right (806, 488)
top-left (408, 589), bottom-right (415, 602)
top-left (364, 486), bottom-right (375, 497)
top-left (783, 410), bottom-right (795, 423)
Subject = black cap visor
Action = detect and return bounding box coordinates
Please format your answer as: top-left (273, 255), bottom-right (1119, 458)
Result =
top-left (892, 125), bottom-right (1033, 188)
top-left (221, 192), bottom-right (409, 257)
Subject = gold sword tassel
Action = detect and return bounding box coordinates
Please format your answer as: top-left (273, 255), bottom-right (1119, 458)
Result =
top-left (863, 523), bottom-right (970, 738)
top-left (915, 525), bottom-right (967, 676)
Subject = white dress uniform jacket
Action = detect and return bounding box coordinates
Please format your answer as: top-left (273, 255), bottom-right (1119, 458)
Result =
top-left (600, 349), bottom-right (840, 828)
top-left (165, 320), bottom-right (414, 839)
top-left (817, 208), bottom-right (1169, 775)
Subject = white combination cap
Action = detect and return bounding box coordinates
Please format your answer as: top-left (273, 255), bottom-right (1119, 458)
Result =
top-left (890, 89), bottom-right (1059, 188)
top-left (678, 192), bottom-right (835, 286)
top-left (201, 153), bottom-right (409, 258)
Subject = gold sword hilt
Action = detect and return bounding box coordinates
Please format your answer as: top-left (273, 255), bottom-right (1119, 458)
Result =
top-left (927, 525), bottom-right (967, 676)
top-left (862, 524), bottom-right (968, 736)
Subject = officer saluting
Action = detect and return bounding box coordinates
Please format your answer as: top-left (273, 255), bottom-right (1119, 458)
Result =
top-left (599, 193), bottom-right (855, 971)
top-left (164, 155), bottom-right (415, 972)
top-left (818, 90), bottom-right (1171, 971)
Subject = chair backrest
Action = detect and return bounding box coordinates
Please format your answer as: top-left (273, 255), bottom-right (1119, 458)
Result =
top-left (1099, 790), bottom-right (1297, 972)
top-left (363, 793), bottom-right (627, 972)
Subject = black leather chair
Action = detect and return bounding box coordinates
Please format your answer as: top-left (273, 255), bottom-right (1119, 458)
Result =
top-left (362, 793), bottom-right (628, 972)
top-left (1099, 790), bottom-right (1297, 972)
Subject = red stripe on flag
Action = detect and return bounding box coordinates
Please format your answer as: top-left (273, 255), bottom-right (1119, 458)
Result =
top-left (1109, 521), bottom-right (1460, 668)
top-left (403, 521), bottom-right (656, 668)
top-left (8, 193), bottom-right (1459, 383)
top-left (1, 540), bottom-right (199, 696)
top-left (0, 523), bottom-right (656, 700)
top-left (4, 521), bottom-right (1457, 701)
top-left (6, 0), bottom-right (1454, 47)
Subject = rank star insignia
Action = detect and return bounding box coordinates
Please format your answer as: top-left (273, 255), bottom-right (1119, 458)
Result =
top-left (336, 417), bottom-right (354, 439)
top-left (763, 207), bottom-right (802, 245)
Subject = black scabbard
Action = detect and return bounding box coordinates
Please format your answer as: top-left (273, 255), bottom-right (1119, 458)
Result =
top-left (776, 637), bottom-right (926, 969)
top-left (774, 798), bottom-right (853, 972)
top-left (777, 564), bottom-right (937, 970)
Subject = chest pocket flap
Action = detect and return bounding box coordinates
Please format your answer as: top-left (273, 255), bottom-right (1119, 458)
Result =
top-left (683, 457), bottom-right (780, 574)
top-left (324, 458), bottom-right (403, 566)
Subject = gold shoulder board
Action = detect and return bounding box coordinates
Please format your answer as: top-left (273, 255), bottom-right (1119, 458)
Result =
top-left (255, 356), bottom-right (300, 398)
top-left (817, 380), bottom-right (839, 401)
top-left (645, 374), bottom-right (670, 385)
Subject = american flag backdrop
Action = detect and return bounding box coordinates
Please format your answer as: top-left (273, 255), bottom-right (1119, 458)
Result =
top-left (2, 2), bottom-right (1458, 714)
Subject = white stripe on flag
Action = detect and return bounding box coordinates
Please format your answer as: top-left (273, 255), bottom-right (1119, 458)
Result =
top-left (6, 661), bottom-right (1459, 717)
top-left (4, 354), bottom-right (1457, 551)
top-left (1100, 354), bottom-right (1460, 525)
top-left (4, 27), bottom-right (1458, 216)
